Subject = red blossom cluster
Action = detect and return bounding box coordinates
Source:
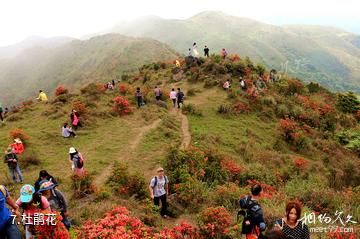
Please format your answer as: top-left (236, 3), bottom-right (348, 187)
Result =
top-left (232, 102), bottom-right (251, 114)
top-left (119, 84), bottom-right (128, 95)
top-left (294, 157), bottom-right (309, 171)
top-left (198, 207), bottom-right (231, 238)
top-left (9, 128), bottom-right (30, 144)
top-left (221, 158), bottom-right (243, 176)
top-left (112, 96), bottom-right (132, 116)
top-left (54, 85), bottom-right (68, 96)
top-left (72, 100), bottom-right (88, 115)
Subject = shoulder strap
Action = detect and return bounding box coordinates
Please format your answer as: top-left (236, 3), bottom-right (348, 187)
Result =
top-left (0, 185), bottom-right (6, 197)
top-left (153, 176), bottom-right (157, 187)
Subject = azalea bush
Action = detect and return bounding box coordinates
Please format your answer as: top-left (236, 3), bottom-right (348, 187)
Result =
top-left (71, 170), bottom-right (96, 198)
top-left (55, 85), bottom-right (68, 96)
top-left (198, 207), bottom-right (231, 239)
top-left (9, 128), bottom-right (30, 145)
top-left (72, 100), bottom-right (88, 116)
top-left (112, 96), bottom-right (132, 116)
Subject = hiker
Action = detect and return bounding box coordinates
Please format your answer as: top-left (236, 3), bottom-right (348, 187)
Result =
top-left (223, 80), bottom-right (230, 90)
top-left (239, 184), bottom-right (267, 239)
top-left (188, 48), bottom-right (192, 57)
top-left (10, 138), bottom-right (24, 155)
top-left (4, 147), bottom-right (23, 183)
top-left (221, 48), bottom-right (228, 59)
top-left (175, 60), bottom-right (181, 67)
top-left (170, 88), bottom-right (177, 107)
top-left (149, 167), bottom-right (169, 218)
top-left (3, 108), bottom-right (9, 119)
top-left (192, 42), bottom-right (199, 57)
top-left (62, 123), bottom-right (76, 138)
top-left (107, 82), bottom-right (114, 90)
top-left (274, 201), bottom-right (310, 239)
top-left (135, 87), bottom-right (143, 108)
top-left (16, 184), bottom-right (50, 239)
top-left (70, 109), bottom-right (82, 130)
top-left (176, 88), bottom-right (184, 109)
top-left (38, 180), bottom-right (71, 230)
top-left (0, 185), bottom-right (22, 239)
top-left (36, 90), bottom-right (48, 102)
top-left (68, 147), bottom-right (84, 175)
top-left (0, 102), bottom-right (3, 122)
top-left (204, 45), bottom-right (210, 57)
top-left (34, 170), bottom-right (58, 191)
top-left (154, 86), bottom-right (162, 101)
top-left (112, 79), bottom-right (116, 87)
top-left (240, 77), bottom-right (247, 91)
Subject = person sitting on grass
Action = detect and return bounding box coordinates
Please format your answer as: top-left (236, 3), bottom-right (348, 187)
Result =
top-left (36, 90), bottom-right (48, 102)
top-left (62, 123), bottom-right (76, 138)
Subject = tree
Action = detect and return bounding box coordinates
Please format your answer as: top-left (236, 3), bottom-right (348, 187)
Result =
top-left (337, 92), bottom-right (360, 113)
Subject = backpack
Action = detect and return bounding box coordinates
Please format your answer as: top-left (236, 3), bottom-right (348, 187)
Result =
top-left (152, 176), bottom-right (168, 188)
top-left (73, 154), bottom-right (84, 169)
top-left (6, 153), bottom-right (17, 168)
top-left (238, 196), bottom-right (262, 235)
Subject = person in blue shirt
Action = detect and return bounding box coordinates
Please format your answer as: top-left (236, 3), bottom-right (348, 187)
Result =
top-left (0, 185), bottom-right (21, 239)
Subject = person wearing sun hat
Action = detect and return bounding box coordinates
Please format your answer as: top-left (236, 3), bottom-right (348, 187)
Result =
top-left (10, 138), bottom-right (25, 155)
top-left (68, 147), bottom-right (84, 175)
top-left (4, 147), bottom-right (23, 183)
top-left (16, 184), bottom-right (50, 239)
top-left (38, 180), bottom-right (71, 230)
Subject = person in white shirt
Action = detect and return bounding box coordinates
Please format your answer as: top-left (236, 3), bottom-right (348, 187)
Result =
top-left (169, 88), bottom-right (177, 107)
top-left (149, 167), bottom-right (169, 218)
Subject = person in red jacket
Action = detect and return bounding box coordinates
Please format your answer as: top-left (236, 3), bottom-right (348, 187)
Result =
top-left (10, 138), bottom-right (24, 155)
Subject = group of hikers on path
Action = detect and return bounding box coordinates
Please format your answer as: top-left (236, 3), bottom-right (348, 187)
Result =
top-left (135, 86), bottom-right (185, 109)
top-left (1, 169), bottom-right (70, 239)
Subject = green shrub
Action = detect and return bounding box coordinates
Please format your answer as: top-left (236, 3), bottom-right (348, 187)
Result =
top-left (337, 92), bottom-right (360, 113)
top-left (21, 150), bottom-right (41, 169)
top-left (182, 104), bottom-right (203, 117)
top-left (71, 171), bottom-right (96, 198)
top-left (217, 104), bottom-right (232, 114)
top-left (107, 162), bottom-right (147, 200)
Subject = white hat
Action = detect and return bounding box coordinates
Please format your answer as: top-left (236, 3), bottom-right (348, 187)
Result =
top-left (14, 138), bottom-right (22, 143)
top-left (69, 147), bottom-right (76, 154)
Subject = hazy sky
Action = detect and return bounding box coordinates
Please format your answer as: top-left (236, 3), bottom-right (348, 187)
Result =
top-left (0, 0), bottom-right (359, 46)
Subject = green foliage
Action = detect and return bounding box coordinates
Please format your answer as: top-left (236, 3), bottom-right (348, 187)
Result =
top-left (107, 162), bottom-right (147, 200)
top-left (337, 92), bottom-right (360, 113)
top-left (182, 104), bottom-right (203, 117)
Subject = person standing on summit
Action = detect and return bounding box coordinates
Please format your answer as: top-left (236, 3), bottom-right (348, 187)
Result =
top-left (204, 46), bottom-right (210, 57)
top-left (192, 42), bottom-right (199, 57)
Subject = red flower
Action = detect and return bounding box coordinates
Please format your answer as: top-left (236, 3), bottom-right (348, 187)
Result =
top-left (54, 85), bottom-right (68, 96)
top-left (112, 96), bottom-right (132, 116)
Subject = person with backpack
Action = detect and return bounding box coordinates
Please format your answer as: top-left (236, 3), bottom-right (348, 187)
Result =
top-left (10, 139), bottom-right (24, 155)
top-left (70, 109), bottom-right (82, 131)
top-left (274, 201), bottom-right (310, 239)
top-left (176, 88), bottom-right (184, 109)
top-left (16, 184), bottom-right (50, 239)
top-left (223, 80), bottom-right (230, 90)
top-left (170, 88), bottom-right (177, 107)
top-left (0, 185), bottom-right (22, 239)
top-left (204, 46), bottom-right (210, 57)
top-left (149, 167), bottom-right (169, 218)
top-left (68, 147), bottom-right (84, 175)
top-left (4, 147), bottom-right (23, 183)
top-left (154, 86), bottom-right (162, 101)
top-left (36, 90), bottom-right (48, 102)
top-left (34, 170), bottom-right (58, 191)
top-left (135, 87), bottom-right (143, 108)
top-left (62, 123), bottom-right (76, 138)
top-left (38, 180), bottom-right (71, 230)
top-left (239, 184), bottom-right (267, 239)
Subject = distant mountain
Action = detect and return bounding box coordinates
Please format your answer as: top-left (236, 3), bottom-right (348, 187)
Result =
top-left (112, 11), bottom-right (360, 93)
top-left (0, 36), bottom-right (74, 59)
top-left (0, 34), bottom-right (178, 106)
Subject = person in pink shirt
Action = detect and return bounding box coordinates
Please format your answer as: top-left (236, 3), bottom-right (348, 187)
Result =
top-left (10, 138), bottom-right (24, 155)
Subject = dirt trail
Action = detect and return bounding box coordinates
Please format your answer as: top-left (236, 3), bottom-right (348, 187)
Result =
top-left (93, 119), bottom-right (161, 187)
top-left (170, 108), bottom-right (191, 150)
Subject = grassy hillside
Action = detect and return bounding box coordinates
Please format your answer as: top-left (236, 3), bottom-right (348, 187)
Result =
top-left (112, 11), bottom-right (360, 94)
top-left (0, 34), bottom-right (179, 106)
top-left (0, 55), bottom-right (359, 238)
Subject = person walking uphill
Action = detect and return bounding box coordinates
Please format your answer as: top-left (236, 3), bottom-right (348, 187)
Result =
top-left (154, 86), bottom-right (162, 101)
top-left (36, 90), bottom-right (48, 102)
top-left (0, 102), bottom-right (3, 122)
top-left (176, 88), bottom-right (184, 109)
top-left (170, 88), bottom-right (177, 107)
top-left (149, 167), bottom-right (169, 218)
top-left (4, 148), bottom-right (23, 183)
top-left (0, 185), bottom-right (22, 239)
top-left (68, 147), bottom-right (84, 175)
top-left (135, 87), bottom-right (143, 108)
top-left (239, 184), bottom-right (267, 239)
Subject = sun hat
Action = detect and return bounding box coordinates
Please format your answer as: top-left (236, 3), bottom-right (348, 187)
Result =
top-left (20, 184), bottom-right (35, 203)
top-left (38, 180), bottom-right (56, 192)
top-left (69, 147), bottom-right (76, 154)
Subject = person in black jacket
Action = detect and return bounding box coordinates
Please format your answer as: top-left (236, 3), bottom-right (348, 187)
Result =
top-left (239, 184), bottom-right (267, 239)
top-left (34, 170), bottom-right (58, 191)
top-left (4, 147), bottom-right (23, 183)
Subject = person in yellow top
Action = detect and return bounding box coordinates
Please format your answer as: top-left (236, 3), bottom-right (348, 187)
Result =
top-left (175, 60), bottom-right (181, 67)
top-left (37, 90), bottom-right (48, 102)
